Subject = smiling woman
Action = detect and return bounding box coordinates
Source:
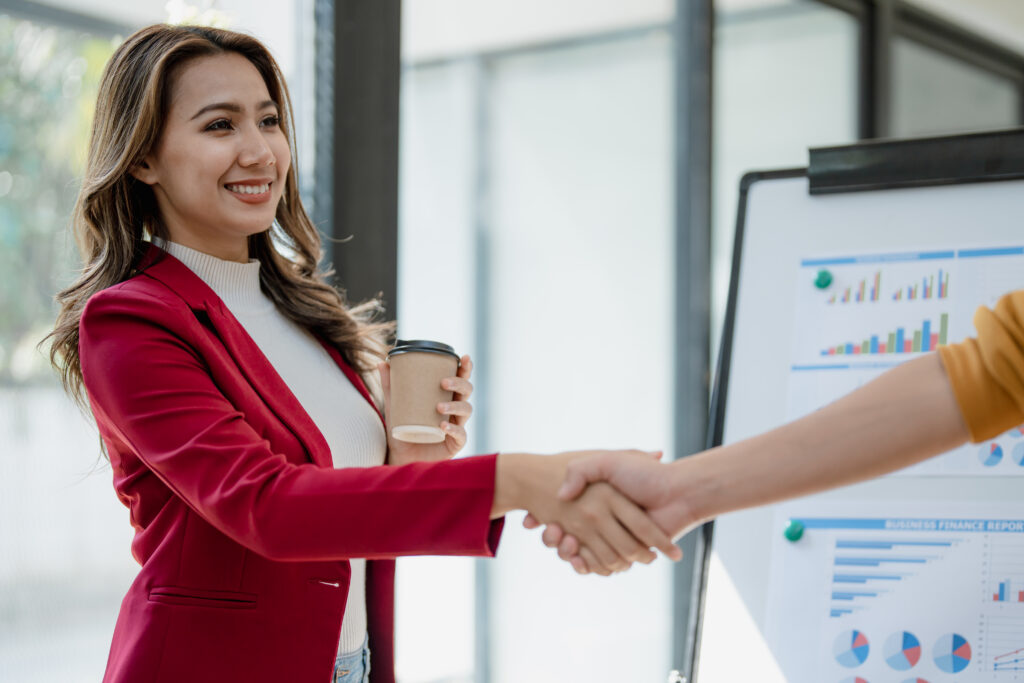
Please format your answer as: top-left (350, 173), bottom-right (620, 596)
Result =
top-left (41, 23), bottom-right (678, 683)
top-left (130, 52), bottom-right (288, 262)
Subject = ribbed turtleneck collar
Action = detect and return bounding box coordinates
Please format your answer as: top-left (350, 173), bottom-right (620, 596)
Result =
top-left (154, 238), bottom-right (273, 314)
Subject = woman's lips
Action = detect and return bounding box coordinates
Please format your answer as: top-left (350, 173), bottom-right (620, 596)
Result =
top-left (224, 181), bottom-right (272, 204)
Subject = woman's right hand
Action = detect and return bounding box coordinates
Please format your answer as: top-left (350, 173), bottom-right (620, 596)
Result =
top-left (492, 450), bottom-right (680, 575)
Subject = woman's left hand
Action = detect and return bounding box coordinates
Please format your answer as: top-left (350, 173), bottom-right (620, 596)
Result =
top-left (379, 355), bottom-right (474, 466)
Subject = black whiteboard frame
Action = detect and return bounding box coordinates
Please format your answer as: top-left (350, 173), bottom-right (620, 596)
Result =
top-left (691, 127), bottom-right (1024, 679)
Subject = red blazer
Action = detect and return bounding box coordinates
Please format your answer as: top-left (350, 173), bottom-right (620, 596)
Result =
top-left (79, 245), bottom-right (503, 683)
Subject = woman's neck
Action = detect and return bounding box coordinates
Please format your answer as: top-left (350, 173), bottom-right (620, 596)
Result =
top-left (163, 227), bottom-right (249, 263)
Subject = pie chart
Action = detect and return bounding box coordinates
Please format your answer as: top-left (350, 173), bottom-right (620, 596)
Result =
top-left (933, 633), bottom-right (971, 673)
top-left (884, 631), bottom-right (921, 670)
top-left (834, 630), bottom-right (870, 668)
top-left (980, 443), bottom-right (1003, 466)
top-left (1013, 442), bottom-right (1024, 466)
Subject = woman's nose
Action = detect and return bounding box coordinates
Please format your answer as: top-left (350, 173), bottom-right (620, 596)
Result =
top-left (238, 126), bottom-right (275, 167)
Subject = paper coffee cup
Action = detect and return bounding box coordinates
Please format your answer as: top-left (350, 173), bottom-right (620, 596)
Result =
top-left (387, 340), bottom-right (460, 443)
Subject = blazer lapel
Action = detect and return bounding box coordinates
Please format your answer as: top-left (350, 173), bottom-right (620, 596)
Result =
top-left (202, 298), bottom-right (334, 468)
top-left (136, 244), bottom-right (371, 470)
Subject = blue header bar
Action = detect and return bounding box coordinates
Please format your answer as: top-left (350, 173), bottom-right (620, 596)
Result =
top-left (796, 517), bottom-right (1024, 533)
top-left (792, 362), bottom-right (900, 372)
top-left (801, 251), bottom-right (954, 266)
top-left (802, 246), bottom-right (1024, 267)
top-left (958, 246), bottom-right (1024, 258)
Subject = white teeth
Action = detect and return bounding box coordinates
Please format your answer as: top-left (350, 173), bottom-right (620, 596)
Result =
top-left (226, 183), bottom-right (270, 195)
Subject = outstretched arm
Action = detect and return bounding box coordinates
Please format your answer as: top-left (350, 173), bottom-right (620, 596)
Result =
top-left (536, 291), bottom-right (1024, 572)
top-left (540, 352), bottom-right (969, 570)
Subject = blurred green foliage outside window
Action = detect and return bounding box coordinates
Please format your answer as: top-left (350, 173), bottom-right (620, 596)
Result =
top-left (0, 14), bottom-right (116, 385)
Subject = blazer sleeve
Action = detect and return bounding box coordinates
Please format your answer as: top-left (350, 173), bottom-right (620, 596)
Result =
top-left (79, 286), bottom-right (503, 562)
top-left (938, 290), bottom-right (1024, 443)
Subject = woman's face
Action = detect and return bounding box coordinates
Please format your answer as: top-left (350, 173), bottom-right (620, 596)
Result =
top-left (133, 52), bottom-right (290, 262)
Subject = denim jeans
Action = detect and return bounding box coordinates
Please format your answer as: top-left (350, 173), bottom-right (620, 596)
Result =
top-left (332, 635), bottom-right (371, 683)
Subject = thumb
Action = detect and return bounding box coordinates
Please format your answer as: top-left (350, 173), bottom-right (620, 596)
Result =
top-left (557, 455), bottom-right (610, 501)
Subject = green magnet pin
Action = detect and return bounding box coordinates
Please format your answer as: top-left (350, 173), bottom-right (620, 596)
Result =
top-left (814, 269), bottom-right (833, 289)
top-left (784, 519), bottom-right (805, 542)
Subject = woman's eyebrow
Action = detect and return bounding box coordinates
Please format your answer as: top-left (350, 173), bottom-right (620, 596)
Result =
top-left (190, 99), bottom-right (278, 120)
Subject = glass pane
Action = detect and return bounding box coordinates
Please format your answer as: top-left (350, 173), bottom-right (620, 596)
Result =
top-left (0, 13), bottom-right (129, 683)
top-left (891, 36), bottom-right (1020, 138)
top-left (700, 4), bottom-right (858, 681)
top-left (711, 3), bottom-right (859, 363)
top-left (395, 60), bottom-right (480, 683)
top-left (485, 33), bottom-right (674, 683)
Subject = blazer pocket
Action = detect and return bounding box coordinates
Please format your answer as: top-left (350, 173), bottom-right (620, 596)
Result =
top-left (148, 585), bottom-right (258, 610)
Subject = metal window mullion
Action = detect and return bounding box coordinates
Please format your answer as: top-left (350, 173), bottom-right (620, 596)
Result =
top-left (674, 0), bottom-right (713, 679)
top-left (470, 53), bottom-right (494, 683)
top-left (869, 0), bottom-right (895, 139)
top-left (321, 0), bottom-right (401, 309)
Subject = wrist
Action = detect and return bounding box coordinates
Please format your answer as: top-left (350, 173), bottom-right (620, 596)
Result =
top-left (492, 452), bottom-right (529, 518)
top-left (492, 452), bottom-right (562, 519)
top-left (669, 451), bottom-right (723, 524)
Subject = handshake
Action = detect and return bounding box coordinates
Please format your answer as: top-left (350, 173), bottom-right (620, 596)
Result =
top-left (491, 450), bottom-right (702, 576)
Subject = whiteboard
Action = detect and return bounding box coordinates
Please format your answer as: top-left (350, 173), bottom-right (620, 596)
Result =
top-left (695, 169), bottom-right (1024, 682)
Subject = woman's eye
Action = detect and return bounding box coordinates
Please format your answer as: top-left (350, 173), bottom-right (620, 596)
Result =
top-left (205, 119), bottom-right (232, 131)
top-left (261, 115), bottom-right (280, 127)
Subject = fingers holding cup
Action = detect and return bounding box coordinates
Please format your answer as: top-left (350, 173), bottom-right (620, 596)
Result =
top-left (440, 355), bottom-right (474, 427)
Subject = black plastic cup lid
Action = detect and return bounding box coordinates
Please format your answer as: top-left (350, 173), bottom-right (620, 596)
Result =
top-left (387, 339), bottom-right (459, 359)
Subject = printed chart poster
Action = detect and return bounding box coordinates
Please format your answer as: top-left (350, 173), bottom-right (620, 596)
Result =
top-left (765, 504), bottom-right (1024, 683)
top-left (789, 244), bottom-right (1024, 476)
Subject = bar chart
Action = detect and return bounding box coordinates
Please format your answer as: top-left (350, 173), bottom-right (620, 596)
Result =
top-left (891, 268), bottom-right (950, 301)
top-left (819, 313), bottom-right (949, 357)
top-left (987, 537), bottom-right (1024, 605)
top-left (992, 579), bottom-right (1024, 603)
top-left (828, 271), bottom-right (881, 304)
top-left (826, 533), bottom-right (954, 620)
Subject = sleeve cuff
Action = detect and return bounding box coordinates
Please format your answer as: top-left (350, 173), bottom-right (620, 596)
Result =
top-left (938, 340), bottom-right (1021, 442)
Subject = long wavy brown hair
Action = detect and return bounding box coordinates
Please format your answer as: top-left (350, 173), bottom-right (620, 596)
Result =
top-left (48, 24), bottom-right (393, 408)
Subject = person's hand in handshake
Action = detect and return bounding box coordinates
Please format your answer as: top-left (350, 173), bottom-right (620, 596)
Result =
top-left (523, 453), bottom-right (693, 574)
top-left (492, 450), bottom-right (684, 576)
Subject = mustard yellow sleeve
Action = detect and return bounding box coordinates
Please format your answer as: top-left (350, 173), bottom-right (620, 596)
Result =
top-left (937, 290), bottom-right (1024, 443)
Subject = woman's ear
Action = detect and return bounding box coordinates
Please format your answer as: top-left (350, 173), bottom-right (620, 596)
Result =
top-left (129, 158), bottom-right (158, 185)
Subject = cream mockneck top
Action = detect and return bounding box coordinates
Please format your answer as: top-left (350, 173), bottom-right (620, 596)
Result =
top-left (157, 239), bottom-right (386, 657)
